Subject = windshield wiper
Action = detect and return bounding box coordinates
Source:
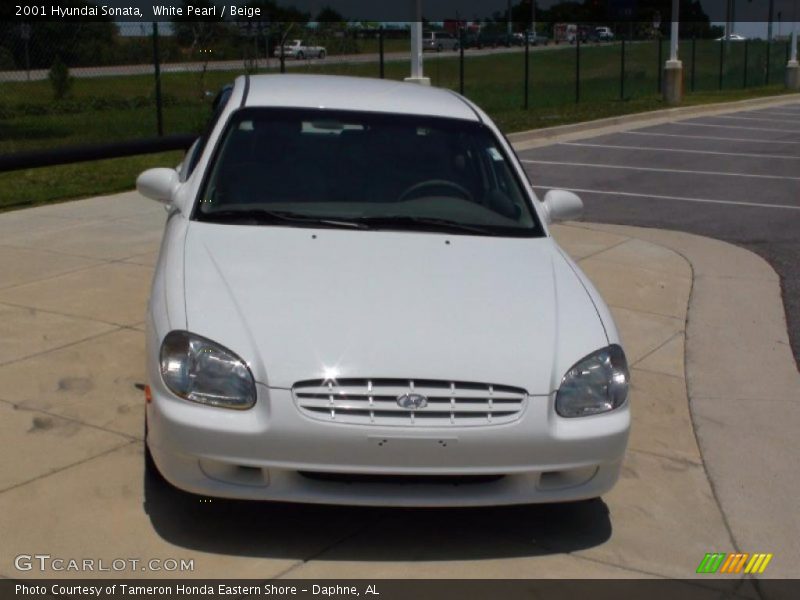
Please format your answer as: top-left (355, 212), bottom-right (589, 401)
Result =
top-left (197, 208), bottom-right (368, 229)
top-left (352, 215), bottom-right (497, 236)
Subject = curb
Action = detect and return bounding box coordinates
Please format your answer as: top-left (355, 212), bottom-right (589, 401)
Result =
top-left (508, 93), bottom-right (800, 150)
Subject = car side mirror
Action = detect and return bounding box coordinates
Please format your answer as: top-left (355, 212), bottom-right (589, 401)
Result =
top-left (136, 168), bottom-right (179, 205)
top-left (542, 189), bottom-right (583, 223)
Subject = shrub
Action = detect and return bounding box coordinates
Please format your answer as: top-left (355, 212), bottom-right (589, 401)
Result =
top-left (48, 57), bottom-right (72, 100)
top-left (0, 47), bottom-right (15, 70)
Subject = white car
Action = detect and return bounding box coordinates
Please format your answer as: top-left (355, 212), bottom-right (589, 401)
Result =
top-left (273, 39), bottom-right (326, 60)
top-left (137, 74), bottom-right (630, 507)
top-left (595, 27), bottom-right (614, 42)
top-left (715, 34), bottom-right (747, 41)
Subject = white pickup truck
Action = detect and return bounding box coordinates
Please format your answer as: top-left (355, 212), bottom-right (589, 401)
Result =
top-left (273, 39), bottom-right (327, 60)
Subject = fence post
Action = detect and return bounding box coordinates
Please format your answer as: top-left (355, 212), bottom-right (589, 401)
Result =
top-left (459, 27), bottom-right (465, 95)
top-left (766, 38), bottom-right (771, 85)
top-left (379, 26), bottom-right (385, 79)
top-left (575, 36), bottom-right (581, 103)
top-left (657, 38), bottom-right (662, 93)
top-left (718, 39), bottom-right (725, 89)
top-left (151, 22), bottom-right (164, 137)
top-left (743, 39), bottom-right (749, 87)
top-left (280, 38), bottom-right (286, 73)
top-left (524, 32), bottom-right (530, 108)
top-left (691, 36), bottom-right (696, 92)
top-left (620, 37), bottom-right (626, 100)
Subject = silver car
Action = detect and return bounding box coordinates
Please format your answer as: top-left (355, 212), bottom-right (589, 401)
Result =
top-left (422, 31), bottom-right (459, 52)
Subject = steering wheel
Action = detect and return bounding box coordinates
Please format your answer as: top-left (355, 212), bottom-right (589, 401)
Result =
top-left (398, 179), bottom-right (473, 203)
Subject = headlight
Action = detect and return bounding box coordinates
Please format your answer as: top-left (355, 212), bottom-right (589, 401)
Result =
top-left (555, 344), bottom-right (629, 418)
top-left (159, 330), bottom-right (256, 410)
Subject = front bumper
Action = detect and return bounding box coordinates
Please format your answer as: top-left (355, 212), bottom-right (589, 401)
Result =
top-left (146, 374), bottom-right (630, 506)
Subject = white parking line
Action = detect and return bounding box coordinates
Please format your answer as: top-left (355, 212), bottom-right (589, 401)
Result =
top-left (708, 115), bottom-right (800, 124)
top-left (669, 121), bottom-right (800, 133)
top-left (748, 111), bottom-right (800, 118)
top-left (560, 142), bottom-right (800, 161)
top-left (531, 186), bottom-right (800, 211)
top-left (520, 159), bottom-right (800, 181)
top-left (622, 131), bottom-right (800, 146)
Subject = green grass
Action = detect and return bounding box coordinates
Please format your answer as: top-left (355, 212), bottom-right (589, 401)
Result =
top-left (0, 151), bottom-right (183, 211)
top-left (1, 39), bottom-right (798, 211)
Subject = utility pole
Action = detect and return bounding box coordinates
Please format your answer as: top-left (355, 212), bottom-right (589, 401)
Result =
top-left (768, 0), bottom-right (775, 41)
top-left (725, 0), bottom-right (733, 41)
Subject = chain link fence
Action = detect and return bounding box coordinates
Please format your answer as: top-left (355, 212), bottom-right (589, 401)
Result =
top-left (0, 21), bottom-right (795, 161)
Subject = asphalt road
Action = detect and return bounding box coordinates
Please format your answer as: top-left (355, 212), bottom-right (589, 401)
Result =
top-left (518, 101), bottom-right (800, 367)
top-left (0, 43), bottom-right (564, 82)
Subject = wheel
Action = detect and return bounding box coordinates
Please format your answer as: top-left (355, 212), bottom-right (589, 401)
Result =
top-left (296, 51), bottom-right (305, 60)
top-left (318, 50), bottom-right (326, 59)
top-left (437, 44), bottom-right (443, 52)
top-left (398, 179), bottom-right (473, 203)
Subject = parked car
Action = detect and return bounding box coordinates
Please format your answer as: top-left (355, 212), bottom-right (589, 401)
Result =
top-left (480, 31), bottom-right (525, 48)
top-left (554, 22), bottom-right (578, 44)
top-left (526, 31), bottom-right (550, 46)
top-left (273, 39), bottom-right (326, 60)
top-left (595, 26), bottom-right (614, 41)
top-left (137, 74), bottom-right (631, 506)
top-left (461, 32), bottom-right (484, 49)
top-left (422, 31), bottom-right (459, 52)
top-left (715, 33), bottom-right (748, 41)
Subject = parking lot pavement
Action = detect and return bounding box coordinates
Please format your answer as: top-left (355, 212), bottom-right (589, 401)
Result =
top-left (518, 98), bottom-right (800, 577)
top-left (518, 99), bottom-right (800, 367)
top-left (0, 192), bottom-right (759, 580)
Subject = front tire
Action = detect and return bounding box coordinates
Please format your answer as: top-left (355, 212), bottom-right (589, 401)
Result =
top-left (296, 51), bottom-right (305, 60)
top-left (318, 50), bottom-right (326, 59)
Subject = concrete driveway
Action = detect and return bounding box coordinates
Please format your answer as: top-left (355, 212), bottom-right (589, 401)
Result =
top-left (3, 190), bottom-right (785, 584)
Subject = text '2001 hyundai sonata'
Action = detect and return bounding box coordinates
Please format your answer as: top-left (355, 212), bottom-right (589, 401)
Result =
top-left (138, 74), bottom-right (630, 506)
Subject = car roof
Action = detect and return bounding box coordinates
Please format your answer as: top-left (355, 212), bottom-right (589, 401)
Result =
top-left (242, 75), bottom-right (479, 121)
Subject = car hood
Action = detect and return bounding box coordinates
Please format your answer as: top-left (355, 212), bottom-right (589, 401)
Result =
top-left (182, 223), bottom-right (609, 393)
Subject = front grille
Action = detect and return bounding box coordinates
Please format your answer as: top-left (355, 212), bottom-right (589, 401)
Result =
top-left (292, 378), bottom-right (528, 427)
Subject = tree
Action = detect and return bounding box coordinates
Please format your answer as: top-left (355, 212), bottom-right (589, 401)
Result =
top-left (316, 6), bottom-right (344, 22)
top-left (0, 2), bottom-right (116, 69)
top-left (48, 57), bottom-right (72, 100)
top-left (172, 0), bottom-right (227, 56)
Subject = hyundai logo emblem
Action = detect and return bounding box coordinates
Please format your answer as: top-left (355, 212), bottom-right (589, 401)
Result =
top-left (396, 393), bottom-right (428, 410)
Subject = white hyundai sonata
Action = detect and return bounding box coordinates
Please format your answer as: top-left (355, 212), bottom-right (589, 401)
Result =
top-left (138, 74), bottom-right (630, 506)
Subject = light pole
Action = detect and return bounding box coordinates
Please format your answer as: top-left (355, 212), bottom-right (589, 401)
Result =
top-left (787, 0), bottom-right (799, 89)
top-left (405, 0), bottom-right (430, 85)
top-left (768, 0), bottom-right (775, 41)
top-left (663, 0), bottom-right (683, 104)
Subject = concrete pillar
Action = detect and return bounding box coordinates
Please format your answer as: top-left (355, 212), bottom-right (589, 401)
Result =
top-left (787, 61), bottom-right (800, 90)
top-left (404, 1), bottom-right (430, 85)
top-left (788, 21), bottom-right (798, 90)
top-left (663, 60), bottom-right (684, 105)
top-left (663, 0), bottom-right (682, 105)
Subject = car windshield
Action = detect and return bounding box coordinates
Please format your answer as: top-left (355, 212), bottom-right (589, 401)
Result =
top-left (195, 108), bottom-right (543, 237)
